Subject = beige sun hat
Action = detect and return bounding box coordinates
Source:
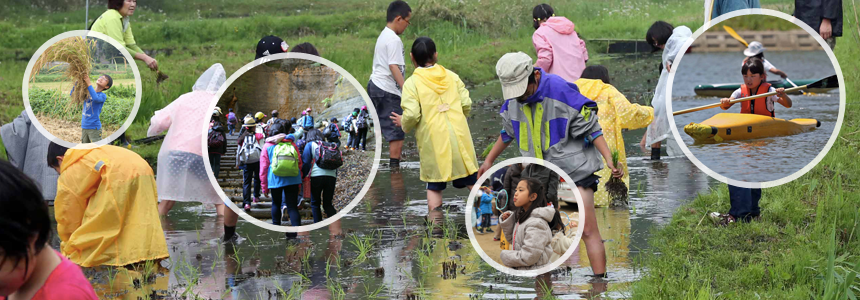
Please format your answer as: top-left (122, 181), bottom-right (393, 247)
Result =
top-left (496, 52), bottom-right (534, 100)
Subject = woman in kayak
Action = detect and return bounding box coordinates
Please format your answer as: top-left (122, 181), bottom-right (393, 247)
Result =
top-left (719, 57), bottom-right (792, 116)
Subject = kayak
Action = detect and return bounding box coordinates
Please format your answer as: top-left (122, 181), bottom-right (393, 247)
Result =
top-left (694, 79), bottom-right (836, 97)
top-left (684, 113), bottom-right (820, 143)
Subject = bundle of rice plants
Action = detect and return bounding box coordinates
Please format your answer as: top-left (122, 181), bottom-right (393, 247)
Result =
top-left (29, 36), bottom-right (95, 105)
top-left (605, 149), bottom-right (629, 207)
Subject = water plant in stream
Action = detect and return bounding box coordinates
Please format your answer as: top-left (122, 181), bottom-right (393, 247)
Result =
top-left (349, 230), bottom-right (378, 263)
top-left (606, 148), bottom-right (629, 207)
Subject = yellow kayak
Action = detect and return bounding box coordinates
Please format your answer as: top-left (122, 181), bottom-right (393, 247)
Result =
top-left (684, 113), bottom-right (820, 143)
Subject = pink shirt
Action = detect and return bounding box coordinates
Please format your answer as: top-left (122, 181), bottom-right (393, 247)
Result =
top-left (1, 251), bottom-right (98, 300)
top-left (532, 16), bottom-right (589, 83)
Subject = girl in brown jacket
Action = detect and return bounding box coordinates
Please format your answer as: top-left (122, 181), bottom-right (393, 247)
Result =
top-left (499, 178), bottom-right (555, 270)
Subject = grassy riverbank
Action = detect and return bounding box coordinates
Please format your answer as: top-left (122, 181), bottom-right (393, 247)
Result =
top-left (632, 16), bottom-right (860, 298)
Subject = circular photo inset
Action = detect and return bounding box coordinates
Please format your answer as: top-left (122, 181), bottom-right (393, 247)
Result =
top-left (668, 11), bottom-right (844, 186)
top-left (206, 52), bottom-right (382, 233)
top-left (466, 158), bottom-right (585, 277)
top-left (23, 31), bottom-right (141, 148)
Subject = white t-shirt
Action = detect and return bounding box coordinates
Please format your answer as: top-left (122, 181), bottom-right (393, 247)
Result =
top-left (731, 86), bottom-right (778, 112)
top-left (370, 27), bottom-right (406, 96)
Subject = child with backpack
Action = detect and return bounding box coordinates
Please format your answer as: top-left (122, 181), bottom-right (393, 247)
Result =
top-left (390, 36), bottom-right (479, 214)
top-left (355, 106), bottom-right (370, 151)
top-left (260, 129), bottom-right (304, 238)
top-left (208, 107), bottom-right (227, 179)
top-left (344, 108), bottom-right (359, 150)
top-left (0, 160), bottom-right (98, 300)
top-left (325, 117), bottom-right (342, 148)
top-left (236, 116), bottom-right (265, 211)
top-left (302, 134), bottom-right (343, 224)
top-left (226, 108), bottom-right (237, 135)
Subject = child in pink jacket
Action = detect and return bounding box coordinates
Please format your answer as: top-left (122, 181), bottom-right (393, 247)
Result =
top-left (532, 4), bottom-right (588, 83)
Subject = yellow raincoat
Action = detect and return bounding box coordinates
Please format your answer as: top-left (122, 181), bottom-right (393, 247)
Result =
top-left (574, 79), bottom-right (654, 207)
top-left (54, 146), bottom-right (168, 267)
top-left (401, 64), bottom-right (479, 182)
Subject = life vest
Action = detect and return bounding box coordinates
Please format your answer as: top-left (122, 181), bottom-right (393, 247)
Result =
top-left (740, 82), bottom-right (774, 117)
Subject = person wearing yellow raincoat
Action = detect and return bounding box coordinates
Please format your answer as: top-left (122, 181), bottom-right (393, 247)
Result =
top-left (576, 65), bottom-right (654, 207)
top-left (390, 37), bottom-right (479, 213)
top-left (47, 142), bottom-right (168, 268)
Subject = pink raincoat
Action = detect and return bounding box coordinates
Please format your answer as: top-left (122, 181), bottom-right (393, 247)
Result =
top-left (147, 64), bottom-right (227, 203)
top-left (532, 16), bottom-right (589, 83)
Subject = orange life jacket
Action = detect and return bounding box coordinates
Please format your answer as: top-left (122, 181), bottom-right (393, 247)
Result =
top-left (740, 82), bottom-right (774, 117)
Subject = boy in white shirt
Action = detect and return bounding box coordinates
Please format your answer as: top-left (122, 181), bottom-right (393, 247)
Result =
top-left (368, 0), bottom-right (411, 168)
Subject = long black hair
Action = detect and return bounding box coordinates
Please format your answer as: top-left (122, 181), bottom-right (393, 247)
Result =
top-left (532, 4), bottom-right (555, 30)
top-left (516, 178), bottom-right (549, 224)
top-left (0, 160), bottom-right (52, 277)
top-left (411, 36), bottom-right (437, 67)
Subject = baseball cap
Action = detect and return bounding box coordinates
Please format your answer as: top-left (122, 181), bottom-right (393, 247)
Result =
top-left (496, 52), bottom-right (534, 100)
top-left (256, 36), bottom-right (289, 59)
top-left (744, 41), bottom-right (766, 57)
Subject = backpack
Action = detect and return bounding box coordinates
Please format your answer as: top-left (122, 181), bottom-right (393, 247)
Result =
top-left (315, 141), bottom-right (343, 170)
top-left (302, 115), bottom-right (314, 128)
top-left (271, 142), bottom-right (300, 177)
top-left (207, 121), bottom-right (226, 149)
top-left (324, 123), bottom-right (340, 139)
top-left (357, 111), bottom-right (368, 129)
top-left (237, 134), bottom-right (261, 164)
top-left (227, 112), bottom-right (237, 124)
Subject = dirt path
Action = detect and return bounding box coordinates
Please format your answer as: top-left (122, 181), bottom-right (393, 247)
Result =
top-left (36, 114), bottom-right (117, 143)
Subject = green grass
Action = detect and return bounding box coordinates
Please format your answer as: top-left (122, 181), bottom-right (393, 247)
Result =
top-left (28, 86), bottom-right (133, 127)
top-left (1, 0), bottom-right (729, 162)
top-left (631, 11), bottom-right (860, 298)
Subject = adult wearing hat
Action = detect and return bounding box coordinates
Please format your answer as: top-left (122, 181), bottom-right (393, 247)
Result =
top-left (480, 52), bottom-right (623, 278)
top-left (741, 41), bottom-right (788, 79)
top-left (256, 35), bottom-right (289, 59)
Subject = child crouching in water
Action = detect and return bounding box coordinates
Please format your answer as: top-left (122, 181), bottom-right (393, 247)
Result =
top-left (499, 178), bottom-right (556, 270)
top-left (0, 160), bottom-right (98, 300)
top-left (390, 36), bottom-right (479, 219)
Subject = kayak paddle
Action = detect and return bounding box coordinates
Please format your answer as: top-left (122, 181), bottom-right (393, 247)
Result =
top-left (724, 26), bottom-right (749, 47)
top-left (673, 75), bottom-right (838, 116)
top-left (784, 77), bottom-right (809, 95)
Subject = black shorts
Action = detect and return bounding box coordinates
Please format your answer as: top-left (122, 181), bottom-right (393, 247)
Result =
top-left (367, 80), bottom-right (405, 142)
top-left (574, 173), bottom-right (600, 192)
top-left (426, 172), bottom-right (478, 191)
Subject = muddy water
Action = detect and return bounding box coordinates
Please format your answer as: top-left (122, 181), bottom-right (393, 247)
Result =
top-left (672, 51), bottom-right (840, 182)
top-left (47, 55), bottom-right (720, 299)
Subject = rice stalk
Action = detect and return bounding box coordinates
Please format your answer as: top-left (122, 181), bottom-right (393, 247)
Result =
top-left (29, 36), bottom-right (95, 105)
top-left (605, 148), bottom-right (629, 207)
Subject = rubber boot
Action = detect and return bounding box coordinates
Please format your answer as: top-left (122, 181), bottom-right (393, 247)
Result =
top-left (650, 147), bottom-right (661, 160)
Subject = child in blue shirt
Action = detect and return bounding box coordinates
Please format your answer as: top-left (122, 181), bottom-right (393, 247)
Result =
top-left (72, 74), bottom-right (112, 143)
top-left (478, 186), bottom-right (495, 234)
